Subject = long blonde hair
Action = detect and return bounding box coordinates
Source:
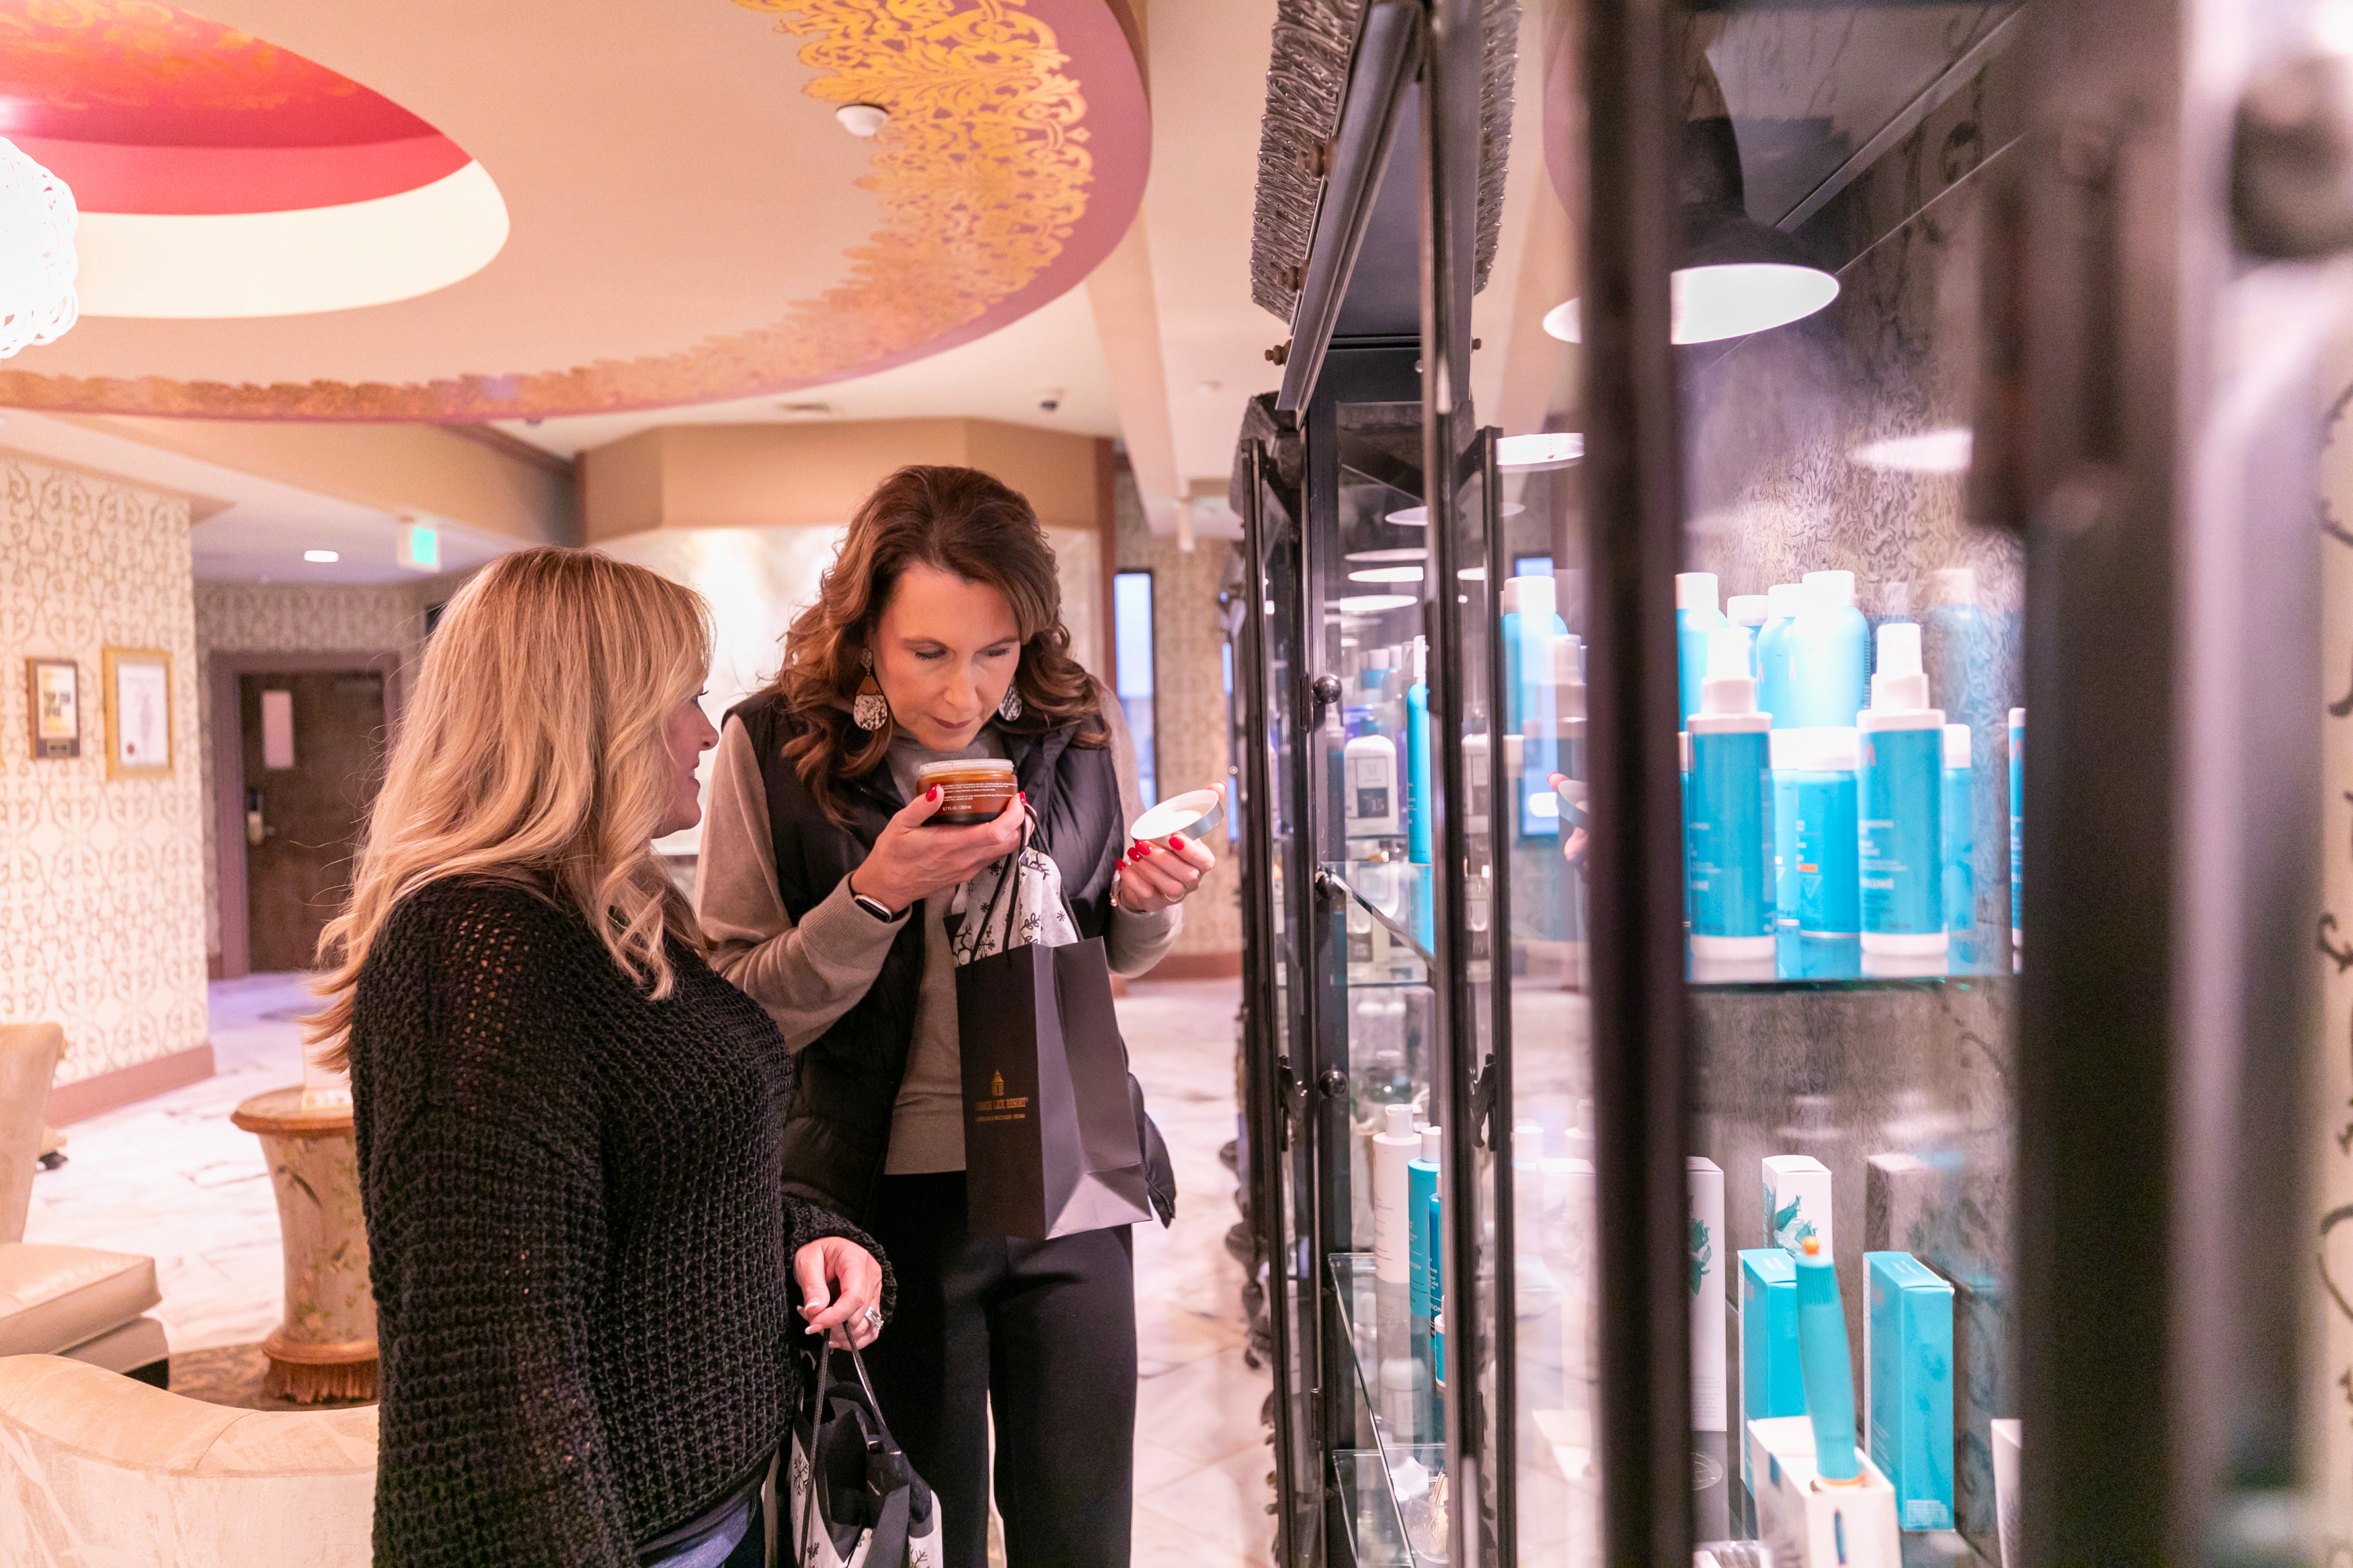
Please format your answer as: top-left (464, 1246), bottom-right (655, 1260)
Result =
top-left (307, 546), bottom-right (713, 1069)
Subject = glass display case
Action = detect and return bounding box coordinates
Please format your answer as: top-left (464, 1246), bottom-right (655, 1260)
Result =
top-left (1228, 0), bottom-right (2337, 1563)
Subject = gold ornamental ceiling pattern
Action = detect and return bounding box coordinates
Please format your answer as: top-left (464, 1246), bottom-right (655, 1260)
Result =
top-left (0, 0), bottom-right (1109, 421)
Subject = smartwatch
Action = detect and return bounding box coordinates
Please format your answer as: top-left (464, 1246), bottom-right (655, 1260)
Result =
top-left (848, 876), bottom-right (904, 923)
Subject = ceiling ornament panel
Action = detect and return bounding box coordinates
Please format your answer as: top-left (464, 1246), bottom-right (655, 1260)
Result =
top-left (0, 0), bottom-right (1148, 421)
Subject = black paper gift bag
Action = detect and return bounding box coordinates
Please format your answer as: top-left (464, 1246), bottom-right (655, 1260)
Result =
top-left (955, 921), bottom-right (1156, 1240)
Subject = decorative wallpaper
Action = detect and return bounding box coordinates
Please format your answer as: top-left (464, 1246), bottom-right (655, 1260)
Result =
top-left (1115, 472), bottom-right (1242, 958)
top-left (0, 459), bottom-right (207, 1086)
top-left (192, 581), bottom-right (440, 958)
top-left (2316, 347), bottom-right (2353, 1538)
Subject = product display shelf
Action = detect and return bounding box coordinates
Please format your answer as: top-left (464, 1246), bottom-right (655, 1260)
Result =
top-left (1330, 1252), bottom-right (1449, 1567)
top-left (1331, 1451), bottom-right (1412, 1567)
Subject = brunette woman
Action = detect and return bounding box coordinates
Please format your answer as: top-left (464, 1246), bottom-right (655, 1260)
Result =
top-left (698, 465), bottom-right (1213, 1568)
top-left (311, 548), bottom-right (889, 1568)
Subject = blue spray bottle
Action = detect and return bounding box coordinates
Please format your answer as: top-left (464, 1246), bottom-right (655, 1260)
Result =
top-left (1790, 571), bottom-right (1870, 728)
top-left (2009, 708), bottom-right (2025, 958)
top-left (1676, 572), bottom-right (1726, 729)
top-left (1942, 724), bottom-right (1975, 968)
top-left (1757, 582), bottom-right (1804, 725)
top-left (1502, 576), bottom-right (1568, 837)
top-left (1687, 627), bottom-right (1776, 962)
top-left (1858, 622), bottom-right (1946, 970)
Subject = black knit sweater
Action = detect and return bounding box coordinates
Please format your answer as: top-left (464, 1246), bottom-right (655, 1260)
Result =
top-left (348, 876), bottom-right (891, 1567)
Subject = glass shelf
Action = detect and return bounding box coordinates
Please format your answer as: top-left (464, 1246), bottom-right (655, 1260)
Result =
top-left (1330, 1252), bottom-right (1448, 1567)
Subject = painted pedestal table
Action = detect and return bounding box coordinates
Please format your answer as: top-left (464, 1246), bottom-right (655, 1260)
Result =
top-left (231, 1086), bottom-right (376, 1403)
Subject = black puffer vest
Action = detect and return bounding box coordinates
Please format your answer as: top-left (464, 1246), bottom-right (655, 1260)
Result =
top-left (728, 692), bottom-right (1128, 1225)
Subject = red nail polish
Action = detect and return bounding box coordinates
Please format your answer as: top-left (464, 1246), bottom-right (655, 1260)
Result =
top-left (1171, 832), bottom-right (1187, 850)
top-left (928, 786), bottom-right (941, 801)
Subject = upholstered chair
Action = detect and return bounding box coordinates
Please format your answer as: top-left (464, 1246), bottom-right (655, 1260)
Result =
top-left (0, 1024), bottom-right (169, 1379)
top-left (0, 1354), bottom-right (376, 1567)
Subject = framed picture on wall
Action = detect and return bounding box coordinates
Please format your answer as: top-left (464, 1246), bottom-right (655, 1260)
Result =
top-left (26, 657), bottom-right (79, 759)
top-left (102, 647), bottom-right (173, 779)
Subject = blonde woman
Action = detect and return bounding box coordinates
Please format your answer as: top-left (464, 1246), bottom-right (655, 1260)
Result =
top-left (309, 548), bottom-right (889, 1568)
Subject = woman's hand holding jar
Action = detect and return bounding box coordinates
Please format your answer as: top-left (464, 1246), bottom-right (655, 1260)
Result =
top-left (847, 786), bottom-right (1027, 913)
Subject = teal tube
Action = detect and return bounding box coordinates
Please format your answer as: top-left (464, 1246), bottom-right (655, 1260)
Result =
top-left (1794, 1240), bottom-right (1860, 1482)
top-left (1758, 613), bottom-right (1799, 726)
top-left (1407, 679), bottom-right (1432, 864)
top-left (2009, 709), bottom-right (2025, 946)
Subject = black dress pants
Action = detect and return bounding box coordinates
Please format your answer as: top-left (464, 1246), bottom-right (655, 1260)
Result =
top-left (860, 1171), bottom-right (1136, 1568)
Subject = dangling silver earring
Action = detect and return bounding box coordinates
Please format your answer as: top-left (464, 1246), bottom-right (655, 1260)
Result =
top-left (853, 649), bottom-right (891, 732)
top-left (998, 681), bottom-right (1023, 722)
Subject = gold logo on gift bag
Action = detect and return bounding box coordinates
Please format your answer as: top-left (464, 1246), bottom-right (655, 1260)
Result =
top-left (975, 1068), bottom-right (1029, 1123)
top-left (992, 1071), bottom-right (1005, 1099)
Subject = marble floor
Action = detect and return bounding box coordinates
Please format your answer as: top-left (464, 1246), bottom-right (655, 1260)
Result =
top-left (24, 970), bottom-right (1275, 1567)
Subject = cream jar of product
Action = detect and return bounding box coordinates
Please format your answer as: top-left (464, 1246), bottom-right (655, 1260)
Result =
top-left (916, 758), bottom-right (1017, 825)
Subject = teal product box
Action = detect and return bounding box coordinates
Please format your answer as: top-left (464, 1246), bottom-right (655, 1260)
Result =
top-left (1865, 1251), bottom-right (1956, 1531)
top-left (1739, 1248), bottom-right (1802, 1493)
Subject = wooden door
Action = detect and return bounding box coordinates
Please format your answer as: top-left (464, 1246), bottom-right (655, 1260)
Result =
top-left (240, 671), bottom-right (387, 973)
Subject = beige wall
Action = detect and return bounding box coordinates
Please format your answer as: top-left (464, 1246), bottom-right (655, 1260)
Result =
top-left (582, 419), bottom-right (1109, 538)
top-left (192, 581), bottom-right (446, 960)
top-left (1114, 466), bottom-right (1240, 959)
top-left (0, 460), bottom-right (207, 1086)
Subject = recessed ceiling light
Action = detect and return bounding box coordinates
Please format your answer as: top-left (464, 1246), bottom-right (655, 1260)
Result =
top-left (1349, 566), bottom-right (1425, 583)
top-left (304, 549), bottom-right (340, 563)
top-left (1345, 547), bottom-right (1428, 563)
top-left (836, 104), bottom-right (889, 137)
top-left (1336, 593), bottom-right (1418, 615)
top-left (1851, 427), bottom-right (1973, 474)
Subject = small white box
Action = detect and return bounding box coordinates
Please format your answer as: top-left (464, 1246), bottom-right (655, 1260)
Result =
top-left (1687, 1156), bottom-right (1726, 1432)
top-left (1746, 1415), bottom-right (1900, 1568)
top-left (1763, 1155), bottom-right (1834, 1255)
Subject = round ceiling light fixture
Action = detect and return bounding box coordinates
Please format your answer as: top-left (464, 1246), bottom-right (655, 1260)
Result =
top-left (1497, 432), bottom-right (1583, 471)
top-left (303, 548), bottom-right (340, 563)
top-left (1851, 427), bottom-right (1974, 474)
top-left (836, 103), bottom-right (891, 137)
top-left (0, 138), bottom-right (77, 358)
top-left (1542, 118), bottom-right (1838, 348)
top-left (1383, 502), bottom-right (1528, 528)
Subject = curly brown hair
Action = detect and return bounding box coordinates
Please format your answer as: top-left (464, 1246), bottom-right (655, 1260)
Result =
top-left (765, 464), bottom-right (1107, 823)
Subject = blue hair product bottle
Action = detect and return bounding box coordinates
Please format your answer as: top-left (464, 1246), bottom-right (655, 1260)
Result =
top-left (1790, 571), bottom-right (1870, 728)
top-left (1773, 725), bottom-right (1862, 981)
top-left (1676, 572), bottom-right (1726, 731)
top-left (1858, 622), bottom-right (1947, 977)
top-left (1943, 723), bottom-right (1975, 971)
top-left (1687, 627), bottom-right (1776, 966)
top-left (1756, 582), bottom-right (1804, 725)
